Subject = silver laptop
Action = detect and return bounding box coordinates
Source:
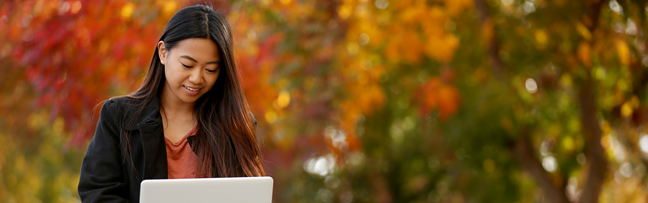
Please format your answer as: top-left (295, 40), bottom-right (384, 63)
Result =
top-left (140, 177), bottom-right (273, 203)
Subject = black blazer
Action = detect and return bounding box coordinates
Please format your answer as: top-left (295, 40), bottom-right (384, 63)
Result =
top-left (77, 97), bottom-right (256, 203)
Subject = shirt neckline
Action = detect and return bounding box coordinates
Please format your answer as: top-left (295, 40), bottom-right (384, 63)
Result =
top-left (165, 125), bottom-right (198, 147)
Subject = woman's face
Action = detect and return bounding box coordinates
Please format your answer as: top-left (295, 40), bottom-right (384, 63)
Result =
top-left (158, 38), bottom-right (221, 105)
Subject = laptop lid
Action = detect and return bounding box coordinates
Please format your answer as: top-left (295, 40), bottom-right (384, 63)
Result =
top-left (140, 176), bottom-right (273, 203)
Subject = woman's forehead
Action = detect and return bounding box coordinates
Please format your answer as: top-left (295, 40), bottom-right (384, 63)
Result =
top-left (172, 38), bottom-right (220, 62)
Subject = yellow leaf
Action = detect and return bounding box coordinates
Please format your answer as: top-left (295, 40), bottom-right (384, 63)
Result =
top-left (560, 74), bottom-right (573, 87)
top-left (157, 0), bottom-right (177, 17)
top-left (576, 22), bottom-right (592, 40)
top-left (425, 33), bottom-right (459, 64)
top-left (360, 23), bottom-right (383, 47)
top-left (601, 134), bottom-right (611, 152)
top-left (347, 42), bottom-right (359, 55)
top-left (617, 80), bottom-right (628, 91)
top-left (594, 66), bottom-right (606, 80)
top-left (399, 6), bottom-right (424, 24)
top-left (427, 6), bottom-right (447, 22)
top-left (562, 136), bottom-right (575, 152)
top-left (385, 28), bottom-right (402, 63)
top-left (120, 2), bottom-right (135, 20)
top-left (385, 39), bottom-right (400, 63)
top-left (338, 3), bottom-right (352, 19)
top-left (631, 95), bottom-right (640, 108)
top-left (534, 29), bottom-right (548, 49)
top-left (600, 120), bottom-right (611, 135)
top-left (265, 110), bottom-right (277, 123)
top-left (445, 0), bottom-right (474, 17)
top-left (577, 41), bottom-right (591, 66)
top-left (481, 18), bottom-right (494, 47)
top-left (357, 72), bottom-right (368, 84)
top-left (401, 31), bottom-right (423, 63)
top-left (276, 90), bottom-right (290, 108)
top-left (621, 102), bottom-right (633, 117)
top-left (483, 159), bottom-right (495, 173)
top-left (617, 40), bottom-right (630, 65)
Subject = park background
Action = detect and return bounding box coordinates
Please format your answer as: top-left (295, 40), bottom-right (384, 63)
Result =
top-left (1, 0), bottom-right (648, 202)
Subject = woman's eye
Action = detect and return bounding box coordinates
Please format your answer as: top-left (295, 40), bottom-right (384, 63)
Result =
top-left (206, 69), bottom-right (218, 73)
top-left (182, 64), bottom-right (193, 68)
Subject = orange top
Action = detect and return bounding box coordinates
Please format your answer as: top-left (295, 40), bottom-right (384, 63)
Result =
top-left (165, 125), bottom-right (198, 179)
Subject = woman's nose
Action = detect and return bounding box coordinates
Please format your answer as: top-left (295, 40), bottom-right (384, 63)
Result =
top-left (188, 67), bottom-right (203, 84)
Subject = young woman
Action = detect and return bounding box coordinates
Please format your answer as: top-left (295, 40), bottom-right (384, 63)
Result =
top-left (78, 5), bottom-right (265, 202)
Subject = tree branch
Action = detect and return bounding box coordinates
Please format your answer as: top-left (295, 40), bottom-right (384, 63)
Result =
top-left (577, 1), bottom-right (609, 202)
top-left (473, 0), bottom-right (568, 201)
top-left (473, 0), bottom-right (505, 78)
top-left (510, 131), bottom-right (570, 203)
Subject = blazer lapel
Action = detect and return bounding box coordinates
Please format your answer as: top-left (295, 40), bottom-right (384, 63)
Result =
top-left (136, 98), bottom-right (168, 179)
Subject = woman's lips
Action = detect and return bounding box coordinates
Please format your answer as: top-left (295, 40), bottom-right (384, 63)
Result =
top-left (183, 85), bottom-right (201, 95)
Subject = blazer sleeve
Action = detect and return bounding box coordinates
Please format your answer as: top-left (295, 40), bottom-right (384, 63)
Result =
top-left (78, 99), bottom-right (129, 203)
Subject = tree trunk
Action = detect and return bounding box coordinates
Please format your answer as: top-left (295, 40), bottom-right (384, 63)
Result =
top-left (577, 1), bottom-right (609, 202)
top-left (473, 0), bottom-right (609, 202)
top-left (577, 74), bottom-right (608, 203)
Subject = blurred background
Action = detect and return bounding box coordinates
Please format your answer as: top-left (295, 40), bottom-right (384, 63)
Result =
top-left (1, 0), bottom-right (647, 202)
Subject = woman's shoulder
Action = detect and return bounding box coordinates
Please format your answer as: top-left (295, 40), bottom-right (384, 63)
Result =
top-left (102, 96), bottom-right (133, 111)
top-left (99, 96), bottom-right (142, 120)
top-left (101, 96), bottom-right (159, 130)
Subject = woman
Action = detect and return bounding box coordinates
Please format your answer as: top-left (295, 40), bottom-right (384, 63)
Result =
top-left (78, 5), bottom-right (265, 202)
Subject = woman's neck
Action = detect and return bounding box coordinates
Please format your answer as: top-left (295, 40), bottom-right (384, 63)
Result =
top-left (159, 88), bottom-right (196, 118)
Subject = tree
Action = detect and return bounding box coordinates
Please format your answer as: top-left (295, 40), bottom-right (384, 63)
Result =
top-left (234, 0), bottom-right (648, 202)
top-left (0, 0), bottom-right (188, 201)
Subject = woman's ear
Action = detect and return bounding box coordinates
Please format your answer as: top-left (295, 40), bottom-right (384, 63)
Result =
top-left (157, 41), bottom-right (167, 65)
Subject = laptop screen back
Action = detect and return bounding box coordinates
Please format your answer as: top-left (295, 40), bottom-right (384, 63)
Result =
top-left (140, 176), bottom-right (273, 203)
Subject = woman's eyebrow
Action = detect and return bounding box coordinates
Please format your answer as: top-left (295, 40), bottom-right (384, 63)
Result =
top-left (180, 55), bottom-right (219, 64)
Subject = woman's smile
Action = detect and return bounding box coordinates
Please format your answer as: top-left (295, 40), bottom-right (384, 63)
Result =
top-left (183, 85), bottom-right (201, 95)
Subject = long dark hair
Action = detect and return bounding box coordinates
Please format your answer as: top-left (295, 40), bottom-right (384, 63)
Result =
top-left (118, 5), bottom-right (264, 177)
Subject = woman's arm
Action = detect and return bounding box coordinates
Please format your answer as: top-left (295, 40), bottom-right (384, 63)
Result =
top-left (78, 99), bottom-right (129, 203)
